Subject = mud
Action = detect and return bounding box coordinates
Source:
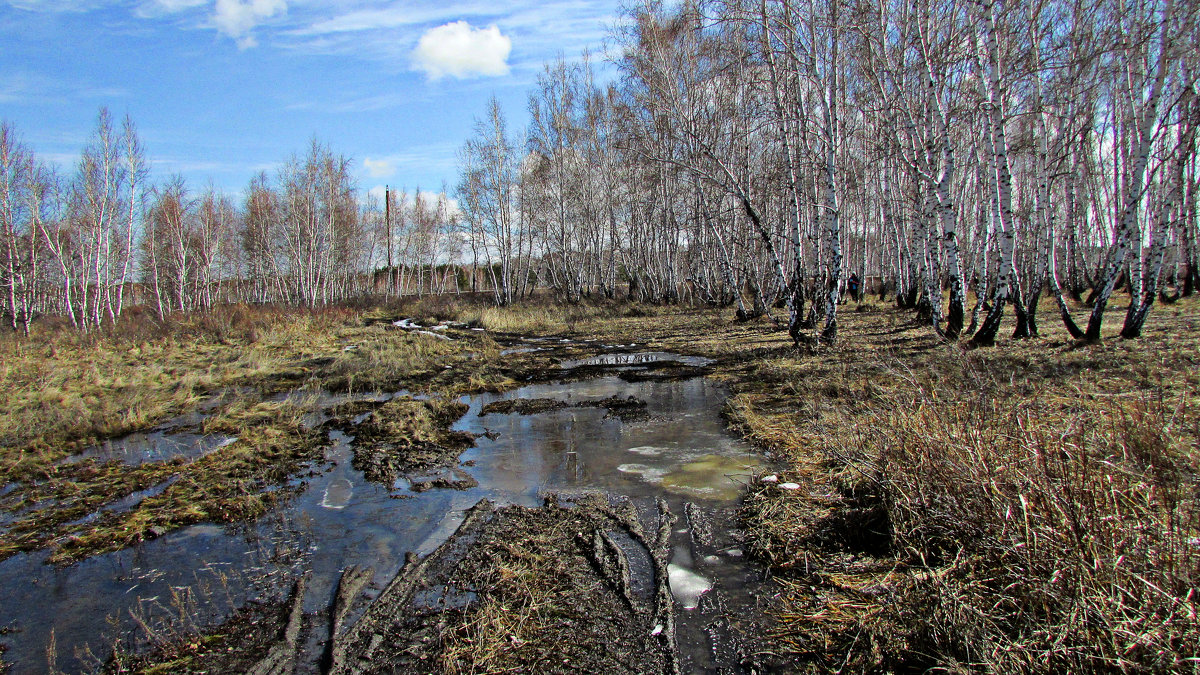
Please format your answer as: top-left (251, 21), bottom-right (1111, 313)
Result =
top-left (326, 397), bottom-right (474, 486)
top-left (1, 335), bottom-right (774, 674)
top-left (327, 496), bottom-right (680, 675)
top-left (480, 397), bottom-right (569, 415)
top-left (481, 395), bottom-right (648, 422)
top-left (106, 575), bottom-right (308, 675)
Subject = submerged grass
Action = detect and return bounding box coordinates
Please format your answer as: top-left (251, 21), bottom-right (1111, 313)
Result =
top-left (50, 401), bottom-right (324, 564)
top-left (0, 300), bottom-right (516, 566)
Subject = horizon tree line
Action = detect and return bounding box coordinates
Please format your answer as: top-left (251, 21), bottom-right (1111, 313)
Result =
top-left (0, 115), bottom-right (468, 334)
top-left (3, 0), bottom-right (1198, 346)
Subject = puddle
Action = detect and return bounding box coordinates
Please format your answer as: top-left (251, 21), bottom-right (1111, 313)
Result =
top-left (321, 478), bottom-right (355, 510)
top-left (63, 432), bottom-right (237, 466)
top-left (0, 356), bottom-right (765, 674)
top-left (559, 351), bottom-right (714, 369)
top-left (617, 463), bottom-right (669, 483)
top-left (661, 454), bottom-right (763, 500)
top-left (498, 346), bottom-right (545, 356)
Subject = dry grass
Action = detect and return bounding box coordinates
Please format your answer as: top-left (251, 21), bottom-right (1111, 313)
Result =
top-left (731, 294), bottom-right (1200, 673)
top-left (8, 289), bottom-right (1199, 672)
top-left (875, 386), bottom-right (1199, 672)
top-left (51, 401), bottom-right (323, 564)
top-left (0, 300), bottom-right (511, 565)
top-left (2, 295), bottom-right (658, 567)
top-left (0, 304), bottom-right (354, 481)
top-left (437, 535), bottom-right (565, 675)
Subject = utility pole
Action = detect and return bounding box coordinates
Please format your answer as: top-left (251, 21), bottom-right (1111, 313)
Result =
top-left (385, 185), bottom-right (394, 295)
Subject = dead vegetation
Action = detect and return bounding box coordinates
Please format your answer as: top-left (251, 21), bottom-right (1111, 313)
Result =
top-left (329, 396), bottom-right (475, 485)
top-left (5, 292), bottom-right (1199, 673)
top-left (730, 296), bottom-right (1200, 673)
top-left (51, 401), bottom-right (325, 564)
top-left (0, 300), bottom-right (511, 567)
top-left (481, 395), bottom-right (649, 422)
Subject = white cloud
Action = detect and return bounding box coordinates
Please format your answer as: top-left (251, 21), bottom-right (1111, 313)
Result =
top-left (367, 185), bottom-right (388, 202)
top-left (153, 0), bottom-right (207, 11)
top-left (213, 0), bottom-right (287, 49)
top-left (412, 21), bottom-right (511, 80)
top-left (5, 0), bottom-right (106, 12)
top-left (353, 145), bottom-right (460, 184)
top-left (365, 186), bottom-right (461, 216)
top-left (132, 0), bottom-right (206, 19)
top-left (363, 157), bottom-right (395, 178)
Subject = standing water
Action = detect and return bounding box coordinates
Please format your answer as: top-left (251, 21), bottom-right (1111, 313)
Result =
top-left (0, 353), bottom-right (770, 673)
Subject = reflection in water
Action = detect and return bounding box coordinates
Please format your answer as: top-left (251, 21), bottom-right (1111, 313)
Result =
top-left (661, 454), bottom-right (763, 501)
top-left (559, 351), bottom-right (715, 369)
top-left (64, 432), bottom-right (237, 466)
top-left (0, 367), bottom-right (763, 673)
top-left (454, 377), bottom-right (758, 506)
top-left (321, 478), bottom-right (354, 510)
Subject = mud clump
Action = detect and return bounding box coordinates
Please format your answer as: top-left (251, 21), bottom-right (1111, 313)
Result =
top-left (329, 397), bottom-right (473, 486)
top-left (481, 395), bottom-right (649, 423)
top-left (619, 364), bottom-right (711, 383)
top-left (328, 497), bottom-right (680, 674)
top-left (480, 397), bottom-right (569, 415)
top-left (408, 473), bottom-right (480, 492)
top-left (581, 395), bottom-right (649, 422)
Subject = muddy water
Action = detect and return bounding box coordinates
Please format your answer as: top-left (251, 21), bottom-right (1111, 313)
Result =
top-left (558, 352), bottom-right (715, 369)
top-left (0, 356), bottom-right (767, 673)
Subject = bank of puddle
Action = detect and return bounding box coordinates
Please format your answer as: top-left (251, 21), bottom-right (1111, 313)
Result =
top-left (0, 352), bottom-right (769, 673)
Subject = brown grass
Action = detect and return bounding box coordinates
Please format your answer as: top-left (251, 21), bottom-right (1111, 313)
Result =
top-left (731, 295), bottom-right (1200, 673)
top-left (51, 401), bottom-right (323, 564)
top-left (0, 304), bottom-right (355, 481)
top-left (7, 290), bottom-right (1199, 672)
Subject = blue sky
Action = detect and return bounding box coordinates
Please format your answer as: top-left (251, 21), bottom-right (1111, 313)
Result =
top-left (0, 0), bottom-right (623, 200)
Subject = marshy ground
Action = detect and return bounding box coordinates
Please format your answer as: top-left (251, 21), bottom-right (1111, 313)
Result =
top-left (1, 293), bottom-right (1198, 673)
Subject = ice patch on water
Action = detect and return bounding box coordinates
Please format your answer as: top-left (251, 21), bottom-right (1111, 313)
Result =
top-left (626, 445), bottom-right (667, 456)
top-left (321, 478), bottom-right (354, 509)
top-left (667, 563), bottom-right (712, 610)
top-left (617, 463), bottom-right (667, 483)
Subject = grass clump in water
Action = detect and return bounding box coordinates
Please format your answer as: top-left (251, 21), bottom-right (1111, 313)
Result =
top-left (330, 396), bottom-right (474, 486)
top-left (50, 401), bottom-right (324, 564)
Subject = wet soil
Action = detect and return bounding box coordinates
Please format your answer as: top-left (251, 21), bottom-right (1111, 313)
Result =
top-left (326, 398), bottom-right (474, 486)
top-left (0, 322), bottom-right (775, 674)
top-left (327, 497), bottom-right (679, 674)
top-left (104, 579), bottom-right (304, 675)
top-left (481, 395), bottom-right (649, 422)
top-left (479, 397), bottom-right (569, 415)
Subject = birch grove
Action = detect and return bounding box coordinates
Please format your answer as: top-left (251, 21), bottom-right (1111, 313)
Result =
top-left (2, 0), bottom-right (1197, 344)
